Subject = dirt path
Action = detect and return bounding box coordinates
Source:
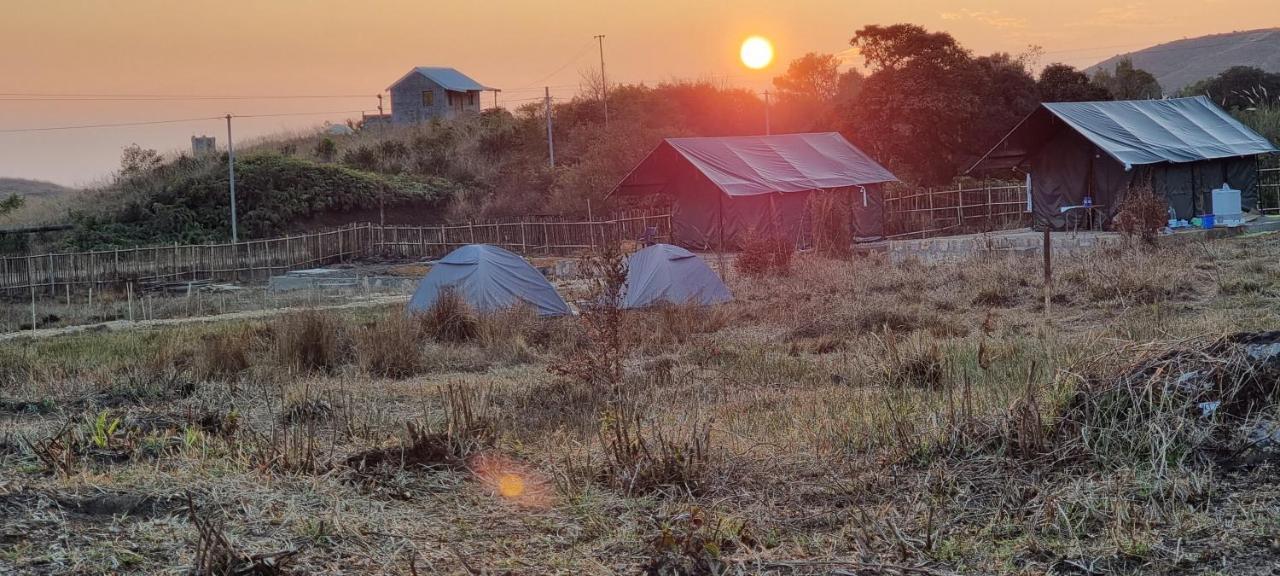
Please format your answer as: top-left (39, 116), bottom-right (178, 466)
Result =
top-left (0, 294), bottom-right (409, 342)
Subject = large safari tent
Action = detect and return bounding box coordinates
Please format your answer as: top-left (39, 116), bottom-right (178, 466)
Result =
top-left (609, 133), bottom-right (898, 248)
top-left (970, 96), bottom-right (1277, 229)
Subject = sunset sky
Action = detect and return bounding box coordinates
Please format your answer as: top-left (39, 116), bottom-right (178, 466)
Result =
top-left (2, 0), bottom-right (1277, 186)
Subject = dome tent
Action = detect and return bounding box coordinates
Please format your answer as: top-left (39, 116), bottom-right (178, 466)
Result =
top-left (621, 244), bottom-right (732, 309)
top-left (407, 245), bottom-right (570, 317)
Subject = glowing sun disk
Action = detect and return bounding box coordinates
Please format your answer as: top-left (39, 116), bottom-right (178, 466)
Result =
top-left (740, 36), bottom-right (774, 70)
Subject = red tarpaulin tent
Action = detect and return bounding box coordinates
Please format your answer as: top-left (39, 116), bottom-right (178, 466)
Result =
top-left (609, 133), bottom-right (897, 248)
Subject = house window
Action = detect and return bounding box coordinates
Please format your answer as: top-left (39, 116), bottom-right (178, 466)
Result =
top-left (422, 90), bottom-right (434, 107)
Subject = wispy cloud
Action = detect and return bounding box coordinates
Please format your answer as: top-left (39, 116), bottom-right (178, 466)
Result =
top-left (939, 9), bottom-right (1028, 30)
top-left (1066, 2), bottom-right (1175, 29)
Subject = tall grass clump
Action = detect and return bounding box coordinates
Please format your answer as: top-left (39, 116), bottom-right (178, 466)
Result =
top-left (808, 194), bottom-right (852, 258)
top-left (354, 309), bottom-right (425, 378)
top-left (735, 229), bottom-right (793, 278)
top-left (419, 288), bottom-right (479, 343)
top-left (272, 310), bottom-right (349, 373)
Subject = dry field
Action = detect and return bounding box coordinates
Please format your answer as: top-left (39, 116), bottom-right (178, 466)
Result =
top-left (2, 233), bottom-right (1279, 575)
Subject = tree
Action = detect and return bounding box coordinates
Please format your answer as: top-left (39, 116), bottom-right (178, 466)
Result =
top-left (1182, 66), bottom-right (1280, 109)
top-left (842, 24), bottom-right (1038, 184)
top-left (119, 144), bottom-right (163, 177)
top-left (1037, 63), bottom-right (1112, 102)
top-left (0, 194), bottom-right (22, 218)
top-left (1091, 58), bottom-right (1162, 100)
top-left (771, 52), bottom-right (843, 132)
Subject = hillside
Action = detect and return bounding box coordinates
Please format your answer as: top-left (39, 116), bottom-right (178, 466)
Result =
top-left (1087, 28), bottom-right (1280, 92)
top-left (0, 177), bottom-right (76, 198)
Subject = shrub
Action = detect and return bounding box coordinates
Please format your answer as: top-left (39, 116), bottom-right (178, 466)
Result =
top-left (314, 137), bottom-right (337, 162)
top-left (273, 310), bottom-right (349, 373)
top-left (550, 244), bottom-right (627, 396)
top-left (1113, 181), bottom-right (1168, 244)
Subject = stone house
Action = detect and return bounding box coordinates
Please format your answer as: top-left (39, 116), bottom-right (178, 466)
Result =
top-left (389, 67), bottom-right (495, 125)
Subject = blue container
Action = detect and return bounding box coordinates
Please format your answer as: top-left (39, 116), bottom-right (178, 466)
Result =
top-left (1202, 214), bottom-right (1215, 229)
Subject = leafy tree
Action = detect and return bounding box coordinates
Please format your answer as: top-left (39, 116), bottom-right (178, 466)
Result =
top-left (1182, 66), bottom-right (1280, 109)
top-left (771, 53), bottom-right (845, 132)
top-left (0, 194), bottom-right (22, 217)
top-left (1037, 63), bottom-right (1112, 102)
top-left (843, 24), bottom-right (1038, 184)
top-left (119, 144), bottom-right (163, 176)
top-left (1091, 58), bottom-right (1162, 100)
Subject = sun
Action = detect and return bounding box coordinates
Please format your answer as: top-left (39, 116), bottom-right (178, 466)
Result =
top-left (740, 36), bottom-right (774, 70)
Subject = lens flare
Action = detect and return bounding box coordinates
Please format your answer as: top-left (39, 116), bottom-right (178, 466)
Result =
top-left (470, 452), bottom-right (551, 508)
top-left (740, 36), bottom-right (774, 70)
top-left (496, 473), bottom-right (525, 498)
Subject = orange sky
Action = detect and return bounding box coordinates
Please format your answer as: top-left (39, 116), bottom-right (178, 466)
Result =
top-left (2, 0), bottom-right (1277, 186)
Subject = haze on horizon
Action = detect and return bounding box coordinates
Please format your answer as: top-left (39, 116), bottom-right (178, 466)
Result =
top-left (2, 0), bottom-right (1277, 187)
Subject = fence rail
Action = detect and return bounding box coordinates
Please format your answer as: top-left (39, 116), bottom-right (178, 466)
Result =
top-left (883, 182), bottom-right (1028, 239)
top-left (0, 214), bottom-right (671, 294)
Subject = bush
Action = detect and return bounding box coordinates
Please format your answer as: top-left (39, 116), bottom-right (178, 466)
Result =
top-left (1113, 181), bottom-right (1167, 244)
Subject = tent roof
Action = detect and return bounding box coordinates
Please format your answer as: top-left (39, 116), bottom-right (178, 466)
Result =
top-left (407, 244), bottom-right (568, 317)
top-left (621, 244), bottom-right (731, 309)
top-left (610, 132), bottom-right (897, 198)
top-left (389, 67), bottom-right (495, 92)
top-left (970, 96), bottom-right (1278, 172)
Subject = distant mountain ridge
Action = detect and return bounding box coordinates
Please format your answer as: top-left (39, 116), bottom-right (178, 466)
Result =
top-left (0, 177), bottom-right (76, 198)
top-left (1087, 28), bottom-right (1280, 93)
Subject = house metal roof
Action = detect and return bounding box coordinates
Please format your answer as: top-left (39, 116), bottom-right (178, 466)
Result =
top-left (388, 67), bottom-right (495, 92)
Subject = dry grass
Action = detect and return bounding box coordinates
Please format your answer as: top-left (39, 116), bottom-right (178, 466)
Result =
top-left (2, 233), bottom-right (1280, 574)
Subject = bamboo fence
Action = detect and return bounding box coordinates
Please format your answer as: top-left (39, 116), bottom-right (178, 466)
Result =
top-left (883, 182), bottom-right (1029, 239)
top-left (0, 214), bottom-right (671, 294)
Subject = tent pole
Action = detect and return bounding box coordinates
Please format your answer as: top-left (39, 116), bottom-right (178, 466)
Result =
top-left (717, 192), bottom-right (726, 276)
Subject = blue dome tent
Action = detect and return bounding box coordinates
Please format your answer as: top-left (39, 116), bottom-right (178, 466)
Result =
top-left (407, 245), bottom-right (570, 317)
top-left (621, 244), bottom-right (732, 309)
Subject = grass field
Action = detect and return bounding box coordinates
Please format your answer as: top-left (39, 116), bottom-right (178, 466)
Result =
top-left (2, 233), bottom-right (1279, 575)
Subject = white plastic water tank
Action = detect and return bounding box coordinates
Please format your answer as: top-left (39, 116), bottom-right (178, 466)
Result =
top-left (1211, 184), bottom-right (1243, 227)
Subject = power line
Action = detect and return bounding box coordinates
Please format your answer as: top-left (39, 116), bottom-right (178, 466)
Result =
top-left (0, 93), bottom-right (372, 102)
top-left (0, 109), bottom-right (370, 134)
top-left (0, 115), bottom-right (222, 134)
top-left (510, 39), bottom-right (597, 90)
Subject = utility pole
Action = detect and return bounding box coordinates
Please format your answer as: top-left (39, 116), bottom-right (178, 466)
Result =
top-left (545, 87), bottom-right (555, 168)
top-left (226, 114), bottom-right (238, 243)
top-left (595, 34), bottom-right (609, 128)
top-left (763, 90), bottom-right (771, 135)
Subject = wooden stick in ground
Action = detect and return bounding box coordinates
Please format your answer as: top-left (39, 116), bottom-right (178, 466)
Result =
top-left (1043, 225), bottom-right (1051, 316)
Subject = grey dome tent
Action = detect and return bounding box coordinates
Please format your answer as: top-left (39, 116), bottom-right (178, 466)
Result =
top-left (621, 244), bottom-right (732, 309)
top-left (407, 245), bottom-right (570, 317)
